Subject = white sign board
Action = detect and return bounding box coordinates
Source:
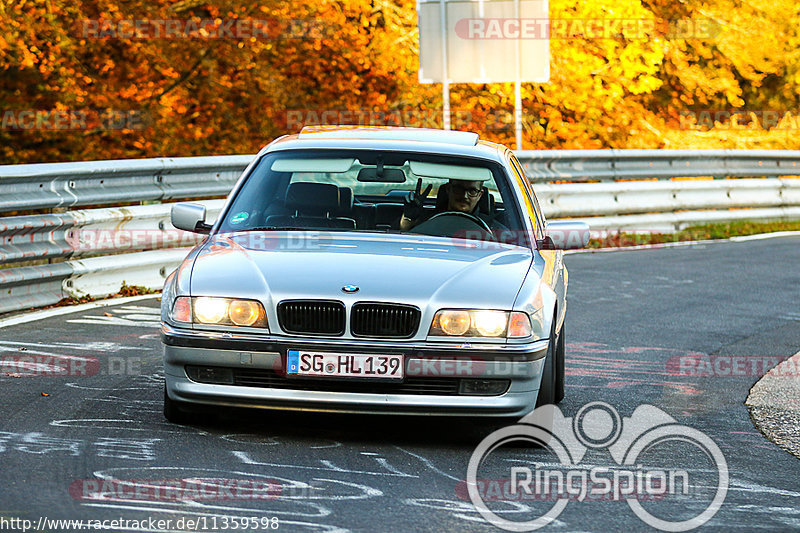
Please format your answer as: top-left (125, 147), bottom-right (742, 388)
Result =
top-left (418, 0), bottom-right (549, 83)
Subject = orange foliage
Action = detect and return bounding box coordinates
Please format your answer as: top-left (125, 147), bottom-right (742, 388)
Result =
top-left (1, 0), bottom-right (798, 164)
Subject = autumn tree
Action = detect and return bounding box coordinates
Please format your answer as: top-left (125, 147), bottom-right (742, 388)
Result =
top-left (1, 0), bottom-right (799, 163)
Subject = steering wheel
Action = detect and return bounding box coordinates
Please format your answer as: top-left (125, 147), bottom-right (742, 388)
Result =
top-left (426, 211), bottom-right (493, 233)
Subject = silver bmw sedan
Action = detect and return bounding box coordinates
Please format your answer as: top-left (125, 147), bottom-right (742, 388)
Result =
top-left (161, 126), bottom-right (588, 423)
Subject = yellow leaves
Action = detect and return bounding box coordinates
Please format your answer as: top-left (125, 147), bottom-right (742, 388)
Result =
top-left (119, 85), bottom-right (140, 99)
top-left (19, 45), bottom-right (38, 68)
top-left (0, 0), bottom-right (797, 163)
top-left (98, 59), bottom-right (116, 75)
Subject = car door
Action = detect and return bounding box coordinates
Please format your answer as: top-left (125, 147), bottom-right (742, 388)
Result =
top-left (507, 152), bottom-right (567, 328)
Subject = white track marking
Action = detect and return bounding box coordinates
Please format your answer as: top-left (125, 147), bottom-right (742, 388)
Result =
top-left (50, 419), bottom-right (194, 435)
top-left (114, 306), bottom-right (161, 314)
top-left (232, 451), bottom-right (417, 478)
top-left (0, 340), bottom-right (139, 352)
top-left (77, 467), bottom-right (382, 532)
top-left (219, 435), bottom-right (342, 449)
top-left (393, 446), bottom-right (461, 481)
top-left (728, 479), bottom-right (800, 499)
top-left (67, 316), bottom-right (161, 328)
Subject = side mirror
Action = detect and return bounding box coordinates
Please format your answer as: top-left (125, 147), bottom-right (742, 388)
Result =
top-left (539, 221), bottom-right (591, 250)
top-left (171, 203), bottom-right (212, 234)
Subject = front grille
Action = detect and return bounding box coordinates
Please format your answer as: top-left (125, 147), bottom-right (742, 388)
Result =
top-left (230, 368), bottom-right (461, 395)
top-left (351, 302), bottom-right (420, 338)
top-left (277, 300), bottom-right (345, 335)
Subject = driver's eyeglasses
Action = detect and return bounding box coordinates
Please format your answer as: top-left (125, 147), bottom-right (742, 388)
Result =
top-left (451, 185), bottom-right (482, 198)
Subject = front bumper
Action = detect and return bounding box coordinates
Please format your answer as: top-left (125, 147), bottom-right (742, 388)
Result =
top-left (162, 323), bottom-right (549, 417)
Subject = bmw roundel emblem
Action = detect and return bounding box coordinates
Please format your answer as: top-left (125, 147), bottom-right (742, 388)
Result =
top-left (342, 285), bottom-right (359, 293)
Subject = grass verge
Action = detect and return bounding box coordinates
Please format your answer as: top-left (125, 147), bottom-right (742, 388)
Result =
top-left (587, 220), bottom-right (800, 248)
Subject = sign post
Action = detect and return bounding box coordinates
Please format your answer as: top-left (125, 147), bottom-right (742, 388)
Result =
top-left (439, 0), bottom-right (451, 130)
top-left (514, 0), bottom-right (523, 149)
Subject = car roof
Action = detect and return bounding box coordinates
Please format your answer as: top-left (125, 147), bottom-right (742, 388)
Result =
top-left (260, 126), bottom-right (508, 163)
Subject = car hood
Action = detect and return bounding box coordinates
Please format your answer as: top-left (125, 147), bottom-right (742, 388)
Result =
top-left (189, 232), bottom-right (534, 312)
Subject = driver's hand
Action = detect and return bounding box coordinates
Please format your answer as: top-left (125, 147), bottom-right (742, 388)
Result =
top-left (402, 178), bottom-right (433, 222)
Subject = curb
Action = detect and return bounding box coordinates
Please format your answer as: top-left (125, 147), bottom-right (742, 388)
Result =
top-left (746, 350), bottom-right (800, 459)
top-left (0, 293), bottom-right (160, 329)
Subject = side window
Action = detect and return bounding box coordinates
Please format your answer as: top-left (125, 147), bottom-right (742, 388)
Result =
top-left (507, 153), bottom-right (542, 239)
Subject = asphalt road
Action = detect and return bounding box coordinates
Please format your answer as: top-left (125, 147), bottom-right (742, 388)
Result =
top-left (1, 235), bottom-right (799, 532)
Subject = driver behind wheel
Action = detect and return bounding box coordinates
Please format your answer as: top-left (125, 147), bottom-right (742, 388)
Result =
top-left (400, 178), bottom-right (485, 231)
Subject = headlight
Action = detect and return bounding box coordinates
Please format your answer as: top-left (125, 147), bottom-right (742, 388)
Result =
top-left (473, 310), bottom-right (507, 336)
top-left (437, 310), bottom-right (471, 336)
top-left (429, 309), bottom-right (532, 338)
top-left (194, 297), bottom-right (228, 323)
top-left (228, 300), bottom-right (262, 326)
top-left (170, 296), bottom-right (268, 328)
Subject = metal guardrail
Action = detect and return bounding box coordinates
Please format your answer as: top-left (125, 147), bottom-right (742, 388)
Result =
top-left (516, 149), bottom-right (800, 181)
top-left (2, 149), bottom-right (800, 314)
top-left (0, 155), bottom-right (250, 214)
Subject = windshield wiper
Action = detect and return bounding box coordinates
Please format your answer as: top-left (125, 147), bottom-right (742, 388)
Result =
top-left (244, 226), bottom-right (305, 231)
top-left (243, 226), bottom-right (358, 232)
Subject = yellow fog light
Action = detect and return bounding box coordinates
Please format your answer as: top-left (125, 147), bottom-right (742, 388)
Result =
top-left (473, 310), bottom-right (508, 337)
top-left (194, 297), bottom-right (228, 324)
top-left (229, 299), bottom-right (262, 326)
top-left (437, 310), bottom-right (471, 336)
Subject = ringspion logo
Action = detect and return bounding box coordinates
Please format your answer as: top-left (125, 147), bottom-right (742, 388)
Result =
top-left (467, 402), bottom-right (728, 531)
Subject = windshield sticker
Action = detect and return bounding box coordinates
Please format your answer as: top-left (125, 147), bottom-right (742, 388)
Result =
top-left (230, 212), bottom-right (249, 224)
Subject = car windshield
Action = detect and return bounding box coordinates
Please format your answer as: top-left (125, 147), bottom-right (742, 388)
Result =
top-left (215, 149), bottom-right (528, 245)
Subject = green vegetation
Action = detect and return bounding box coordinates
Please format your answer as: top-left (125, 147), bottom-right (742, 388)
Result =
top-left (588, 220), bottom-right (800, 248)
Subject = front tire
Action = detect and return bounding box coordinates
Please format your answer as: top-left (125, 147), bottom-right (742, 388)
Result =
top-left (555, 323), bottom-right (565, 403)
top-left (536, 321), bottom-right (558, 407)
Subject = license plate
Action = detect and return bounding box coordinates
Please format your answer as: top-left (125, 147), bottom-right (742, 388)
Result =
top-left (287, 350), bottom-right (404, 379)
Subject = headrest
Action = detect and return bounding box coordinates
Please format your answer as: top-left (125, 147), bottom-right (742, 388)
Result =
top-left (435, 184), bottom-right (449, 211)
top-left (338, 186), bottom-right (353, 212)
top-left (285, 182), bottom-right (340, 211)
top-left (476, 188), bottom-right (495, 215)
